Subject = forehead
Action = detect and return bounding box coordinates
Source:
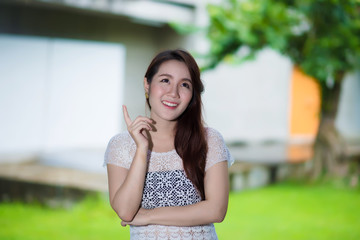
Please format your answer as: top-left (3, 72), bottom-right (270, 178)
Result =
top-left (156, 60), bottom-right (191, 79)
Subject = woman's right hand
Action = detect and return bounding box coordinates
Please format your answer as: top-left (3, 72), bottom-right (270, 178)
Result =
top-left (123, 105), bottom-right (153, 151)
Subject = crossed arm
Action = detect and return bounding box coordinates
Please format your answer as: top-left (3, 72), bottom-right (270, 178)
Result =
top-left (107, 160), bottom-right (229, 226)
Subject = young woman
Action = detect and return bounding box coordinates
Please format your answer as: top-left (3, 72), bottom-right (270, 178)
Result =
top-left (104, 49), bottom-right (233, 239)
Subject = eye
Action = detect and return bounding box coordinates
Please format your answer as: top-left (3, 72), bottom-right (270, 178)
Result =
top-left (160, 78), bottom-right (169, 83)
top-left (181, 82), bottom-right (191, 89)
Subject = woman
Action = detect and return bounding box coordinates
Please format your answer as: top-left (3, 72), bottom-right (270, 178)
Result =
top-left (104, 49), bottom-right (233, 239)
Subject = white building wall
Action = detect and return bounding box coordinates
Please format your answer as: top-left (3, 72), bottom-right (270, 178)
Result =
top-left (336, 71), bottom-right (360, 140)
top-left (202, 48), bottom-right (293, 142)
top-left (0, 34), bottom-right (125, 156)
top-left (0, 35), bottom-right (48, 154)
top-left (44, 38), bottom-right (125, 150)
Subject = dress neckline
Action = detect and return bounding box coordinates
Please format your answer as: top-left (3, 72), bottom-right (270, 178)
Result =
top-left (148, 149), bottom-right (176, 155)
top-left (126, 131), bottom-right (176, 155)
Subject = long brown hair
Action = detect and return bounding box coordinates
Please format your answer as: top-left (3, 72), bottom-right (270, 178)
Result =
top-left (144, 49), bottom-right (207, 200)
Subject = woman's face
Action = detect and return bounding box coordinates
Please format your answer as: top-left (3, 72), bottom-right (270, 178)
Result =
top-left (145, 60), bottom-right (193, 122)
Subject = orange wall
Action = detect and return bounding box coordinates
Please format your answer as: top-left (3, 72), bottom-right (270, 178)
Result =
top-left (289, 67), bottom-right (321, 138)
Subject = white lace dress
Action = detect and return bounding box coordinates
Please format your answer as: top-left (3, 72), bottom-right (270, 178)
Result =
top-left (104, 127), bottom-right (234, 240)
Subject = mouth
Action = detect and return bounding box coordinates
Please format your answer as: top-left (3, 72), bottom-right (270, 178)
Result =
top-left (162, 100), bottom-right (178, 108)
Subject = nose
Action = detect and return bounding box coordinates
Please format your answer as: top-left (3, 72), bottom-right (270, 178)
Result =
top-left (168, 84), bottom-right (180, 98)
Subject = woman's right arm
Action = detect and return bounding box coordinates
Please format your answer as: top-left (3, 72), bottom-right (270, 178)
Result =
top-left (107, 105), bottom-right (153, 222)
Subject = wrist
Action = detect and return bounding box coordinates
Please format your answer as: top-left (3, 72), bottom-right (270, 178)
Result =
top-left (135, 147), bottom-right (148, 159)
top-left (136, 145), bottom-right (148, 153)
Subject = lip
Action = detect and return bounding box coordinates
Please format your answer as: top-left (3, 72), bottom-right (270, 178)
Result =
top-left (162, 100), bottom-right (179, 109)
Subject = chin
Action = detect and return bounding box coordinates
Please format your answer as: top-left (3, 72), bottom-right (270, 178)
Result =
top-left (157, 113), bottom-right (181, 122)
top-left (163, 116), bottom-right (180, 122)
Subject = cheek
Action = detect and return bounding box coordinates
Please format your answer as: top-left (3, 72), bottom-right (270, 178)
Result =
top-left (148, 85), bottom-right (162, 98)
top-left (181, 90), bottom-right (193, 105)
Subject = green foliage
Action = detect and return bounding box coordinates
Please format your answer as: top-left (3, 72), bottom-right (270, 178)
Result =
top-left (169, 21), bottom-right (203, 35)
top-left (205, 0), bottom-right (360, 84)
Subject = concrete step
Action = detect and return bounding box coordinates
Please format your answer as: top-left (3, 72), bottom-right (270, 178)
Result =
top-left (0, 160), bottom-right (108, 207)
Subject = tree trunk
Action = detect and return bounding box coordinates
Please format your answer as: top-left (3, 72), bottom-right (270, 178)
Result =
top-left (310, 73), bottom-right (348, 180)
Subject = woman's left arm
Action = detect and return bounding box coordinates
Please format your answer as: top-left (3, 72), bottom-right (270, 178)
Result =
top-left (121, 161), bottom-right (229, 227)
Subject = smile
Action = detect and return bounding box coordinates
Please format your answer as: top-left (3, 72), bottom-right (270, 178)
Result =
top-left (162, 100), bottom-right (178, 107)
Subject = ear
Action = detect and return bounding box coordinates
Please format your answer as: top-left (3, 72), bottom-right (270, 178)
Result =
top-left (144, 77), bottom-right (149, 93)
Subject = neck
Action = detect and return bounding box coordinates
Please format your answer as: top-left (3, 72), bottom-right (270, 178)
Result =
top-left (149, 114), bottom-right (177, 152)
top-left (151, 117), bottom-right (176, 138)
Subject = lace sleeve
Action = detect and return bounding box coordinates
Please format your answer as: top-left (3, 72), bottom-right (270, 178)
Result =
top-left (205, 128), bottom-right (234, 171)
top-left (103, 132), bottom-right (134, 169)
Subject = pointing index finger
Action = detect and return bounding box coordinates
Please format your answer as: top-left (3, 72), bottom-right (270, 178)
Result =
top-left (122, 105), bottom-right (132, 126)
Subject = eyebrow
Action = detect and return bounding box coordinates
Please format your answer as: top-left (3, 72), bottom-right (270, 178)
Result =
top-left (159, 73), bottom-right (192, 83)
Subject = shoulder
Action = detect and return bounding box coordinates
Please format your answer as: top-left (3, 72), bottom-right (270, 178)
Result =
top-left (107, 131), bottom-right (134, 147)
top-left (204, 127), bottom-right (234, 170)
top-left (104, 131), bottom-right (135, 169)
top-left (205, 127), bottom-right (225, 144)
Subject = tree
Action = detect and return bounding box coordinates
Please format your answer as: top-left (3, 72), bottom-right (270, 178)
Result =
top-left (204, 0), bottom-right (360, 179)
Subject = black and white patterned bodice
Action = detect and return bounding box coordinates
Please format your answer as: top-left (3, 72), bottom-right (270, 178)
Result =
top-left (141, 169), bottom-right (201, 209)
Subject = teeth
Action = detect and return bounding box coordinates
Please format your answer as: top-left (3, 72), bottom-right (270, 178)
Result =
top-left (162, 101), bottom-right (178, 107)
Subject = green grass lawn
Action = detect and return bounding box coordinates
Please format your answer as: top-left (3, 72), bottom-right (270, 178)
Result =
top-left (0, 181), bottom-right (359, 240)
top-left (217, 181), bottom-right (360, 240)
